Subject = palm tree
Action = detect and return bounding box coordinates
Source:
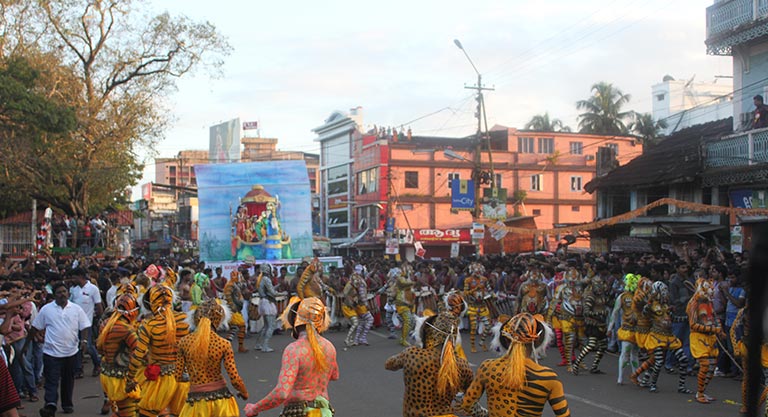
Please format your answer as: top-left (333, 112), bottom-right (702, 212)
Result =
top-left (631, 112), bottom-right (668, 147)
top-left (524, 112), bottom-right (572, 132)
top-left (576, 82), bottom-right (633, 135)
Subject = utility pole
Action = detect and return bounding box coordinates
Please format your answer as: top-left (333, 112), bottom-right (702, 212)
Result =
top-left (455, 39), bottom-right (495, 220)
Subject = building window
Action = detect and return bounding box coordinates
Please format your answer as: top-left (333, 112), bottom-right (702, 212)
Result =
top-left (447, 172), bottom-right (460, 187)
top-left (656, 93), bottom-right (665, 101)
top-left (405, 171), bottom-right (419, 189)
top-left (570, 176), bottom-right (582, 191)
top-left (328, 226), bottom-right (348, 239)
top-left (399, 204), bottom-right (414, 211)
top-left (607, 143), bottom-right (619, 156)
top-left (531, 174), bottom-right (543, 191)
top-left (572, 205), bottom-right (580, 212)
top-left (327, 165), bottom-right (348, 181)
top-left (356, 206), bottom-right (379, 231)
top-left (532, 209), bottom-right (541, 215)
top-left (169, 166), bottom-right (176, 175)
top-left (328, 180), bottom-right (348, 195)
top-left (569, 142), bottom-right (583, 155)
top-left (494, 173), bottom-right (502, 188)
top-left (356, 168), bottom-right (378, 195)
top-left (518, 137), bottom-right (535, 153)
top-left (328, 211), bottom-right (348, 225)
top-left (538, 137), bottom-right (554, 154)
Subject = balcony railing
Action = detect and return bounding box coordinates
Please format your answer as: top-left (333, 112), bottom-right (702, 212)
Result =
top-left (706, 126), bottom-right (768, 167)
top-left (707, 0), bottom-right (768, 39)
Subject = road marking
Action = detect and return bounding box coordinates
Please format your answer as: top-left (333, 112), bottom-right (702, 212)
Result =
top-left (565, 393), bottom-right (644, 417)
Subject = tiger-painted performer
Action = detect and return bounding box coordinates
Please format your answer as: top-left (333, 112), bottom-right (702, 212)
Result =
top-left (462, 313), bottom-right (569, 417)
top-left (97, 293), bottom-right (141, 417)
top-left (127, 285), bottom-right (191, 417)
top-left (516, 266), bottom-right (548, 316)
top-left (607, 273), bottom-right (640, 385)
top-left (628, 274), bottom-right (654, 387)
top-left (730, 303), bottom-right (766, 415)
top-left (175, 299), bottom-right (248, 417)
top-left (385, 308), bottom-right (473, 417)
top-left (630, 281), bottom-right (693, 394)
top-left (463, 262), bottom-right (492, 353)
top-left (687, 278), bottom-right (724, 404)
top-left (245, 297), bottom-right (339, 417)
top-left (224, 271), bottom-right (249, 353)
top-left (342, 265), bottom-right (373, 347)
top-left (296, 258), bottom-right (324, 300)
top-left (572, 274), bottom-right (610, 375)
top-left (254, 264), bottom-right (280, 353)
top-left (394, 267), bottom-right (416, 347)
top-left (548, 271), bottom-right (584, 371)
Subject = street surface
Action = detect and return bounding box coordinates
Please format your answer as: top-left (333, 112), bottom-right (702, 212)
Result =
top-left (61, 327), bottom-right (742, 417)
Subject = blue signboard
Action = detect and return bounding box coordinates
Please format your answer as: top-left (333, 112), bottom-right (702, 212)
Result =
top-left (730, 190), bottom-right (753, 208)
top-left (451, 179), bottom-right (475, 211)
top-left (385, 218), bottom-right (395, 233)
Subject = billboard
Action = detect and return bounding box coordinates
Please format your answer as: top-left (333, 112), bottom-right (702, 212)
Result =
top-left (209, 118), bottom-right (241, 163)
top-left (195, 161), bottom-right (313, 263)
top-left (451, 179), bottom-right (475, 211)
top-left (482, 187), bottom-right (507, 220)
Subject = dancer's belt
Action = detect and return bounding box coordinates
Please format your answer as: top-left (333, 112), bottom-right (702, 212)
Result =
top-left (190, 379), bottom-right (227, 393)
top-left (187, 379), bottom-right (232, 403)
top-left (280, 399), bottom-right (334, 417)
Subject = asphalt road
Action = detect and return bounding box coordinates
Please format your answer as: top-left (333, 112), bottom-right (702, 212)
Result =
top-left (48, 326), bottom-right (743, 417)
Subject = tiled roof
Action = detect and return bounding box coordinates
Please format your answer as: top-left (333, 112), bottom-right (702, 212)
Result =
top-left (584, 118), bottom-right (733, 192)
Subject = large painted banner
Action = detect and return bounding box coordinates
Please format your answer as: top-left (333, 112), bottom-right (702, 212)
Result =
top-left (209, 118), bottom-right (241, 163)
top-left (195, 161), bottom-right (313, 263)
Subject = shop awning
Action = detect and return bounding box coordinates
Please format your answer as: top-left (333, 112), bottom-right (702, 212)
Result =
top-left (336, 228), bottom-right (369, 248)
top-left (660, 224), bottom-right (725, 236)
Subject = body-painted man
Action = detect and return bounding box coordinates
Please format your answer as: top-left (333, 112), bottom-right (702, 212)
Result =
top-left (630, 281), bottom-right (693, 394)
top-left (687, 278), bottom-right (724, 404)
top-left (341, 266), bottom-right (373, 347)
top-left (385, 309), bottom-right (473, 417)
top-left (255, 264), bottom-right (279, 353)
top-left (607, 273), bottom-right (640, 385)
top-left (97, 293), bottom-right (141, 417)
top-left (549, 270), bottom-right (584, 371)
top-left (572, 274), bottom-right (610, 375)
top-left (463, 263), bottom-right (492, 353)
top-left (127, 285), bottom-right (190, 417)
top-left (462, 313), bottom-right (569, 417)
top-left (224, 271), bottom-right (248, 353)
top-left (175, 299), bottom-right (248, 417)
top-left (394, 268), bottom-right (416, 347)
top-left (244, 297), bottom-right (339, 417)
top-left (516, 266), bottom-right (548, 315)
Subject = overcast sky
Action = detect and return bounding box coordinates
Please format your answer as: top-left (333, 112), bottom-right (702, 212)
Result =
top-left (136, 0), bottom-right (731, 197)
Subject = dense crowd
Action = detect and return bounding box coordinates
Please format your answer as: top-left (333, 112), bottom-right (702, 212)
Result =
top-left (0, 244), bottom-right (754, 416)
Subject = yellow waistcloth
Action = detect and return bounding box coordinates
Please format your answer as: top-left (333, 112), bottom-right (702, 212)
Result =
top-left (100, 374), bottom-right (141, 402)
top-left (617, 328), bottom-right (635, 343)
top-left (139, 374), bottom-right (186, 413)
top-left (644, 332), bottom-right (681, 351)
top-left (230, 312), bottom-right (245, 327)
top-left (179, 397), bottom-right (239, 417)
top-left (689, 332), bottom-right (718, 359)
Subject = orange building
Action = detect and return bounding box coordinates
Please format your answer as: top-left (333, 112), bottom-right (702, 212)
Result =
top-left (350, 127), bottom-right (638, 257)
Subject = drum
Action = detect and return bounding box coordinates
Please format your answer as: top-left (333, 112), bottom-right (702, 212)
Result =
top-left (248, 295), bottom-right (261, 321)
top-left (366, 293), bottom-right (380, 314)
top-left (495, 294), bottom-right (515, 317)
top-left (483, 294), bottom-right (500, 320)
top-left (274, 295), bottom-right (288, 316)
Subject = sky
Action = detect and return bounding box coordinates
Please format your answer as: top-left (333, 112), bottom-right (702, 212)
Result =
top-left (135, 0), bottom-right (731, 199)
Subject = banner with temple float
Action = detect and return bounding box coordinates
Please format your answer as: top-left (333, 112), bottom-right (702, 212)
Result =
top-left (195, 161), bottom-right (313, 263)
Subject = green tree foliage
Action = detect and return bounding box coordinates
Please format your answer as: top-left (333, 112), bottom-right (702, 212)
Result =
top-left (576, 82), bottom-right (634, 135)
top-left (524, 112), bottom-right (571, 132)
top-left (0, 0), bottom-right (231, 216)
top-left (631, 112), bottom-right (668, 147)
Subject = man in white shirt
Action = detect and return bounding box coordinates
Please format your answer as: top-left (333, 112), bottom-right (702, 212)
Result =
top-left (27, 281), bottom-right (91, 417)
top-left (68, 267), bottom-right (102, 378)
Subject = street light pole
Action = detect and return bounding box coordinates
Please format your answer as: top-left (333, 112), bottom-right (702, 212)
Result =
top-left (453, 39), bottom-right (494, 220)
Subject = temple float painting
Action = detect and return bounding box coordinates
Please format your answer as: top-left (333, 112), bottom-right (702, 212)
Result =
top-left (194, 161), bottom-right (313, 263)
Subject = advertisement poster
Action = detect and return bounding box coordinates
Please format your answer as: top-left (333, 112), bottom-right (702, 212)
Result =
top-left (209, 118), bottom-right (241, 163)
top-left (385, 237), bottom-right (399, 255)
top-left (451, 179), bottom-right (475, 211)
top-left (482, 187), bottom-right (507, 220)
top-left (195, 161), bottom-right (313, 263)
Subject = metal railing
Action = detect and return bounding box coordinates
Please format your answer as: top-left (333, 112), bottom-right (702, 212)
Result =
top-left (707, 0), bottom-right (768, 38)
top-left (706, 126), bottom-right (768, 167)
top-left (0, 224), bottom-right (34, 256)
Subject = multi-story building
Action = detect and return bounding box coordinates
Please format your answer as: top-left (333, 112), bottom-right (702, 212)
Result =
top-left (155, 150), bottom-right (209, 189)
top-left (343, 127), bottom-right (637, 258)
top-left (313, 107), bottom-right (363, 246)
top-left (702, 0), bottom-right (768, 250)
top-left (651, 75), bottom-right (733, 135)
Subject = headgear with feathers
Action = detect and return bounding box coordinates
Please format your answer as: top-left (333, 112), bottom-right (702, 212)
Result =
top-left (497, 313), bottom-right (553, 390)
top-left (96, 293), bottom-right (139, 350)
top-left (283, 297), bottom-right (330, 371)
top-left (147, 285), bottom-right (176, 345)
top-left (187, 299), bottom-right (228, 362)
top-left (412, 310), bottom-right (463, 396)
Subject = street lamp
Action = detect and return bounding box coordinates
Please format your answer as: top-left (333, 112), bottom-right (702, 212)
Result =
top-left (443, 149), bottom-right (472, 163)
top-left (453, 39), bottom-right (480, 78)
